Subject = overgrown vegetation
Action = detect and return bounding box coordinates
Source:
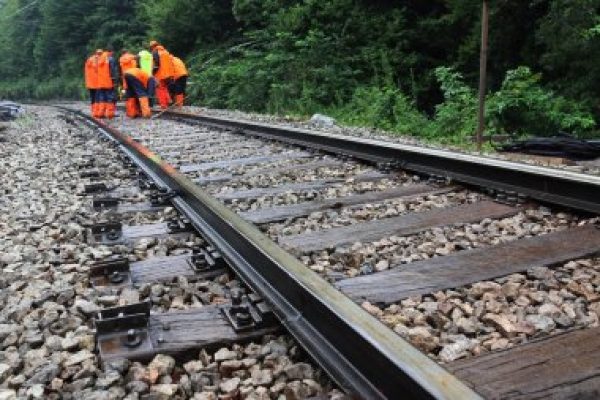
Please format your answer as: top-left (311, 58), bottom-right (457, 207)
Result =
top-left (1, 0), bottom-right (599, 143)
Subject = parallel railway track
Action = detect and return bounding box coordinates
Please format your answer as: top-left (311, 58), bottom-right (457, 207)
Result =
top-left (61, 106), bottom-right (600, 399)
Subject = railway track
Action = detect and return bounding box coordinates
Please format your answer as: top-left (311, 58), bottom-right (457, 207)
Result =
top-left (61, 105), bottom-right (600, 399)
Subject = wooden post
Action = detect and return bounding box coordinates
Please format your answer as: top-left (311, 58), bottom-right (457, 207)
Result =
top-left (476, 0), bottom-right (489, 152)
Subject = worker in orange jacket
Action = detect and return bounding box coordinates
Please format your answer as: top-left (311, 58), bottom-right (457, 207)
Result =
top-left (96, 50), bottom-right (118, 119)
top-left (119, 50), bottom-right (138, 91)
top-left (169, 55), bottom-right (188, 107)
top-left (149, 40), bottom-right (174, 109)
top-left (84, 51), bottom-right (100, 117)
top-left (123, 67), bottom-right (156, 118)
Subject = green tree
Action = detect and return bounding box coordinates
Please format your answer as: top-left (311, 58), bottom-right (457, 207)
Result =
top-left (138, 0), bottom-right (237, 56)
top-left (0, 0), bottom-right (42, 79)
top-left (0, 0), bottom-right (597, 140)
top-left (537, 0), bottom-right (600, 107)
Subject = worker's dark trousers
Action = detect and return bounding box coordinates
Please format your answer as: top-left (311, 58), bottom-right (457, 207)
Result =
top-left (88, 89), bottom-right (97, 116)
top-left (124, 75), bottom-right (156, 118)
top-left (169, 76), bottom-right (187, 107)
top-left (124, 75), bottom-right (156, 99)
top-left (93, 88), bottom-right (115, 119)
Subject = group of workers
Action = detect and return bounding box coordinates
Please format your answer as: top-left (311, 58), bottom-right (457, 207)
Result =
top-left (84, 40), bottom-right (188, 119)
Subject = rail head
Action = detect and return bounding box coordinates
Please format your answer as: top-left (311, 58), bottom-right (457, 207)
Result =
top-left (63, 107), bottom-right (483, 400)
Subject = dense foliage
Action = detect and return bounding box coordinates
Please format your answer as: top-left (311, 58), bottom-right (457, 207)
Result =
top-left (1, 0), bottom-right (599, 142)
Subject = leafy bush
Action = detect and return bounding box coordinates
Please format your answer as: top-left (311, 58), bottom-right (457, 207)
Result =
top-left (488, 66), bottom-right (595, 136)
top-left (427, 67), bottom-right (479, 141)
top-left (336, 86), bottom-right (428, 135)
top-left (192, 54), bottom-right (271, 111)
top-left (0, 80), bottom-right (36, 101)
top-left (425, 66), bottom-right (595, 143)
top-left (0, 76), bottom-right (86, 101)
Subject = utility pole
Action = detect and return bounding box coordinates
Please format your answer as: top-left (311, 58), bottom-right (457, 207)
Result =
top-left (476, 0), bottom-right (489, 152)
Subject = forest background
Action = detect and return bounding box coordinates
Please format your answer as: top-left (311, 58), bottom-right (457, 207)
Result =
top-left (0, 0), bottom-right (599, 143)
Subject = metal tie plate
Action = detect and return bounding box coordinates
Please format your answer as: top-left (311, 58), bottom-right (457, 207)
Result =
top-left (149, 188), bottom-right (177, 207)
top-left (188, 245), bottom-right (226, 273)
top-left (137, 175), bottom-right (158, 191)
top-left (166, 217), bottom-right (192, 234)
top-left (84, 182), bottom-right (109, 194)
top-left (88, 221), bottom-right (123, 244)
top-left (93, 197), bottom-right (120, 210)
top-left (76, 159), bottom-right (95, 170)
top-left (89, 257), bottom-right (132, 288)
top-left (222, 289), bottom-right (276, 332)
top-left (80, 169), bottom-right (101, 178)
top-left (95, 302), bottom-right (153, 361)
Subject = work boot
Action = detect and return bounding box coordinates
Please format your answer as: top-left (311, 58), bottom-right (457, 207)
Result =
top-left (93, 103), bottom-right (105, 118)
top-left (105, 103), bottom-right (115, 119)
top-left (139, 97), bottom-right (152, 118)
top-left (125, 98), bottom-right (139, 118)
top-left (157, 81), bottom-right (171, 109)
top-left (175, 94), bottom-right (184, 107)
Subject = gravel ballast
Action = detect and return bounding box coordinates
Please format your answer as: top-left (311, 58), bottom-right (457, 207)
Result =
top-left (0, 106), bottom-right (341, 399)
top-left (101, 107), bottom-right (600, 366)
top-left (47, 103), bottom-right (600, 383)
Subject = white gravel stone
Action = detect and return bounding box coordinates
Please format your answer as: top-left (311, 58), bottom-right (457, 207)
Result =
top-left (214, 348), bottom-right (238, 362)
top-left (0, 364), bottom-right (11, 383)
top-left (526, 314), bottom-right (556, 333)
top-left (219, 376), bottom-right (240, 393)
top-left (0, 389), bottom-right (17, 400)
top-left (61, 336), bottom-right (80, 351)
top-left (74, 299), bottom-right (100, 315)
top-left (251, 369), bottom-right (273, 386)
top-left (439, 337), bottom-right (477, 362)
top-left (64, 350), bottom-right (94, 366)
top-left (150, 383), bottom-right (179, 396)
top-left (26, 384), bottom-right (44, 399)
top-left (193, 392), bottom-right (217, 400)
top-left (374, 259), bottom-right (389, 272)
top-left (148, 354), bottom-right (176, 376)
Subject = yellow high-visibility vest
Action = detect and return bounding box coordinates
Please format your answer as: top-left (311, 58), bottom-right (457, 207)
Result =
top-left (138, 50), bottom-right (153, 76)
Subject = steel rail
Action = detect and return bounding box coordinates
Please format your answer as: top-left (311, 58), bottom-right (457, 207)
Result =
top-left (163, 110), bottom-right (600, 215)
top-left (63, 107), bottom-right (482, 399)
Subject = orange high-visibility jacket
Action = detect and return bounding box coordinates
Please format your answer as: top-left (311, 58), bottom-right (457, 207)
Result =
top-left (97, 52), bottom-right (114, 89)
top-left (119, 52), bottom-right (138, 87)
top-left (84, 54), bottom-right (99, 89)
top-left (124, 67), bottom-right (153, 88)
top-left (152, 45), bottom-right (174, 80)
top-left (171, 56), bottom-right (188, 79)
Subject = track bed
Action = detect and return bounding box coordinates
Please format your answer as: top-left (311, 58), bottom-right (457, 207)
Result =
top-left (52, 104), bottom-right (600, 399)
